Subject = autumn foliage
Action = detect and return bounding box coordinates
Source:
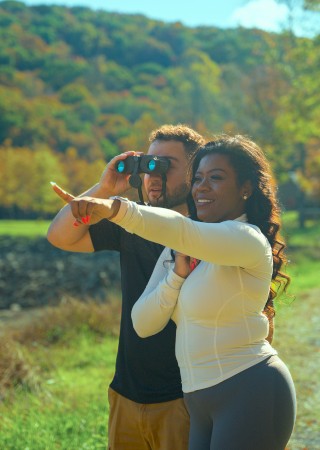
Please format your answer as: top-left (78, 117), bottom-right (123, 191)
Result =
top-left (0, 1), bottom-right (319, 217)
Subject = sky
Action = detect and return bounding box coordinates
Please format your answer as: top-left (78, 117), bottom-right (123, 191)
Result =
top-left (23, 0), bottom-right (318, 37)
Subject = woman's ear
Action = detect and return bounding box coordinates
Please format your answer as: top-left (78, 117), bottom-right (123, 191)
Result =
top-left (241, 180), bottom-right (253, 200)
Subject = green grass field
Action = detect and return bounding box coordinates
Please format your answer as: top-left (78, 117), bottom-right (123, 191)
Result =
top-left (0, 220), bottom-right (51, 237)
top-left (0, 333), bottom-right (117, 449)
top-left (0, 214), bottom-right (319, 449)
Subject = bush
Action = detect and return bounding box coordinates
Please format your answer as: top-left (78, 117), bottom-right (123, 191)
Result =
top-left (10, 296), bottom-right (121, 346)
top-left (0, 338), bottom-right (40, 400)
top-left (0, 296), bottom-right (121, 399)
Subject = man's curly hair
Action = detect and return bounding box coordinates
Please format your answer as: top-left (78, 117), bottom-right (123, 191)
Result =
top-left (149, 124), bottom-right (205, 158)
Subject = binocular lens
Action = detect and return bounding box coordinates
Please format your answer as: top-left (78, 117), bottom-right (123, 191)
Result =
top-left (117, 161), bottom-right (126, 173)
top-left (148, 160), bottom-right (156, 171)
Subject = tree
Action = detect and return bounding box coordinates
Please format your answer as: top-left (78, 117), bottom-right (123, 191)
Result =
top-left (117, 113), bottom-right (158, 153)
top-left (274, 37), bottom-right (320, 224)
top-left (273, 0), bottom-right (319, 35)
top-left (0, 142), bottom-right (65, 217)
top-left (304, 0), bottom-right (320, 10)
top-left (166, 49), bottom-right (223, 129)
top-left (60, 147), bottom-right (106, 196)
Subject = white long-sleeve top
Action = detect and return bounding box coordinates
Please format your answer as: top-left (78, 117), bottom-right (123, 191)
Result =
top-left (112, 200), bottom-right (277, 393)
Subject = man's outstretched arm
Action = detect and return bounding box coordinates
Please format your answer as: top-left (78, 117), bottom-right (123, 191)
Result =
top-left (47, 151), bottom-right (136, 252)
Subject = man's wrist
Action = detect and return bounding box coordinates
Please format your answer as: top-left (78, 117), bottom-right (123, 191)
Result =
top-left (93, 183), bottom-right (114, 199)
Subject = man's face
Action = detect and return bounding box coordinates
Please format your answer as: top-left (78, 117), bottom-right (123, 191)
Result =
top-left (144, 140), bottom-right (190, 211)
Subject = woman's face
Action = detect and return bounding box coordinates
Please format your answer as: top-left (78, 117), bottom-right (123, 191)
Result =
top-left (191, 153), bottom-right (249, 223)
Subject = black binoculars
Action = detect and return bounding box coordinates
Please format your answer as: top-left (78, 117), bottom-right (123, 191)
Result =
top-left (116, 155), bottom-right (170, 176)
top-left (116, 155), bottom-right (170, 203)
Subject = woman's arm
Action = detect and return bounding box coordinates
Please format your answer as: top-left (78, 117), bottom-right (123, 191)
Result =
top-left (131, 247), bottom-right (185, 337)
top-left (62, 195), bottom-right (271, 271)
top-left (112, 200), bottom-right (271, 270)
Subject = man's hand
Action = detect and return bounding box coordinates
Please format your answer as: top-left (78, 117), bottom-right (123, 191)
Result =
top-left (50, 183), bottom-right (120, 226)
top-left (99, 151), bottom-right (143, 196)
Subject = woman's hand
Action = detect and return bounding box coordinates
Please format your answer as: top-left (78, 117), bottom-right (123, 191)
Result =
top-left (51, 183), bottom-right (120, 226)
top-left (173, 252), bottom-right (191, 279)
top-left (68, 196), bottom-right (121, 226)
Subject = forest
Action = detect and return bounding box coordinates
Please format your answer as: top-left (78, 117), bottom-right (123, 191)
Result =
top-left (0, 0), bottom-right (319, 218)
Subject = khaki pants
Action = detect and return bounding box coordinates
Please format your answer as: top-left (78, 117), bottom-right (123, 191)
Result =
top-left (108, 387), bottom-right (190, 450)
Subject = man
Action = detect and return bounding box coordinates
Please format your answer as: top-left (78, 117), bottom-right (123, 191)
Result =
top-left (47, 124), bottom-right (205, 450)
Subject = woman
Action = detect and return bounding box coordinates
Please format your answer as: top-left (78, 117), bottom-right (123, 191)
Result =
top-left (65, 135), bottom-right (296, 450)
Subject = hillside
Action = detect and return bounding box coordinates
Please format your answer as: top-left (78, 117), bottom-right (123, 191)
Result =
top-left (0, 1), bottom-right (319, 218)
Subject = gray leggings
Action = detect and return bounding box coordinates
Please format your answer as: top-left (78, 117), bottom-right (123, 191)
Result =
top-left (184, 355), bottom-right (296, 450)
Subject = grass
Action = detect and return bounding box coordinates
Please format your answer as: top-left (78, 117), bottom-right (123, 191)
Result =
top-left (0, 299), bottom-right (119, 449)
top-left (0, 220), bottom-right (51, 237)
top-left (274, 287), bottom-right (320, 449)
top-left (274, 212), bottom-right (320, 448)
top-left (281, 211), bottom-right (320, 293)
top-left (0, 213), bottom-right (319, 449)
top-left (0, 333), bottom-right (117, 449)
top-left (282, 211), bottom-right (320, 248)
top-left (2, 291), bottom-right (319, 450)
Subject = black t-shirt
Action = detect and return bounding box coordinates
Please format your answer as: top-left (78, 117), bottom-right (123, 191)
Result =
top-left (89, 218), bottom-right (183, 404)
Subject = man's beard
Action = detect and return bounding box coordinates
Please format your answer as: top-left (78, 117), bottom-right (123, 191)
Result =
top-left (148, 183), bottom-right (189, 209)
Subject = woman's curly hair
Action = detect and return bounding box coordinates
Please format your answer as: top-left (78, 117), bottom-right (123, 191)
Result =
top-left (187, 134), bottom-right (290, 321)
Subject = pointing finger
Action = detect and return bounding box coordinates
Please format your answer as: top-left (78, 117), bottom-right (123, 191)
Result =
top-left (50, 181), bottom-right (75, 204)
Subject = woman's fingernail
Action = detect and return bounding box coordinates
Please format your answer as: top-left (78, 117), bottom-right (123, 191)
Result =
top-left (73, 220), bottom-right (79, 227)
top-left (81, 215), bottom-right (90, 224)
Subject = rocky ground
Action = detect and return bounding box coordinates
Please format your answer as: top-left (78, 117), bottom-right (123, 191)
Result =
top-left (0, 236), bottom-right (121, 310)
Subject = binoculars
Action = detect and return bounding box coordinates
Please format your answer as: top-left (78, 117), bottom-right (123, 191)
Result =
top-left (116, 155), bottom-right (170, 203)
top-left (116, 155), bottom-right (170, 177)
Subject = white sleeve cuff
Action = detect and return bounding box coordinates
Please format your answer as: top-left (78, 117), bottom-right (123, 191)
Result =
top-left (109, 197), bottom-right (130, 223)
top-left (166, 269), bottom-right (186, 290)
